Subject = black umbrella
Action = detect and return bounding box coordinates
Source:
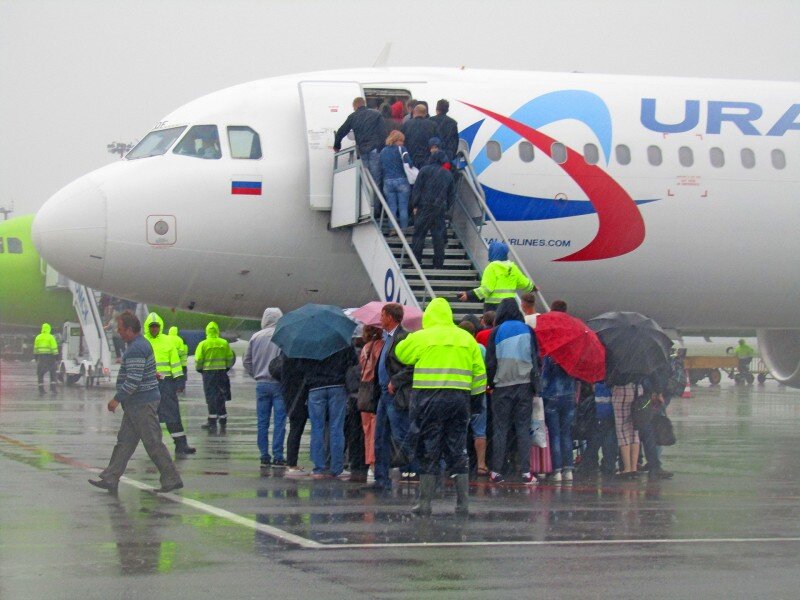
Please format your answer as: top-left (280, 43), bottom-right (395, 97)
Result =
top-left (587, 311), bottom-right (673, 386)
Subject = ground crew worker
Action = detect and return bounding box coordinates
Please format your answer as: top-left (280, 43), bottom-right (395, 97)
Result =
top-left (34, 322), bottom-right (59, 395)
top-left (143, 313), bottom-right (196, 457)
top-left (732, 339), bottom-right (756, 378)
top-left (195, 321), bottom-right (235, 433)
top-left (394, 297), bottom-right (487, 517)
top-left (458, 241), bottom-right (536, 310)
top-left (168, 326), bottom-right (189, 393)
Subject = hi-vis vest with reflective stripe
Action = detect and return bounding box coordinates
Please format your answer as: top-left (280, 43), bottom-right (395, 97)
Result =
top-left (34, 324), bottom-right (58, 355)
top-left (147, 334), bottom-right (183, 378)
top-left (195, 338), bottom-right (234, 371)
top-left (473, 260), bottom-right (533, 305)
top-left (394, 298), bottom-right (487, 395)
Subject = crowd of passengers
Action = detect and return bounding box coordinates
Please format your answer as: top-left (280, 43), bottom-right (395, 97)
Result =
top-left (244, 294), bottom-right (678, 497)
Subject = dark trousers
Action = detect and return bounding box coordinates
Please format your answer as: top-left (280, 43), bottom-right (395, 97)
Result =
top-left (638, 420), bottom-right (661, 470)
top-left (36, 356), bottom-right (57, 389)
top-left (582, 416), bottom-right (618, 474)
top-left (100, 401), bottom-right (182, 487)
top-left (344, 396), bottom-right (366, 473)
top-left (413, 388), bottom-right (470, 475)
top-left (156, 378), bottom-right (186, 441)
top-left (490, 383), bottom-right (533, 475)
top-left (286, 407), bottom-right (308, 468)
top-left (411, 208), bottom-right (445, 268)
top-left (201, 371), bottom-right (228, 421)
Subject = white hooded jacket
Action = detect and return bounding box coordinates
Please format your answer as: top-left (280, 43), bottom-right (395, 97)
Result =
top-left (243, 308), bottom-right (283, 382)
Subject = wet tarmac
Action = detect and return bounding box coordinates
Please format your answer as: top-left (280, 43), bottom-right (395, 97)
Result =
top-left (1, 359), bottom-right (800, 599)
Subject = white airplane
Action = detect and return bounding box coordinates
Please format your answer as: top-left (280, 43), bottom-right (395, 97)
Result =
top-left (32, 68), bottom-right (800, 386)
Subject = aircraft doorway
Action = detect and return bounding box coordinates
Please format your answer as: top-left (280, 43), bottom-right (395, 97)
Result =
top-left (364, 88), bottom-right (411, 128)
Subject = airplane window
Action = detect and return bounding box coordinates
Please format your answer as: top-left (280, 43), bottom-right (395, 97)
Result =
top-left (518, 142), bottom-right (534, 163)
top-left (679, 146), bottom-right (694, 167)
top-left (583, 144), bottom-right (599, 165)
top-left (228, 126), bottom-right (262, 159)
top-left (486, 141), bottom-right (502, 162)
top-left (7, 237), bottom-right (22, 254)
top-left (710, 147), bottom-right (725, 168)
top-left (741, 148), bottom-right (756, 169)
top-left (127, 126), bottom-right (186, 159)
top-left (771, 149), bottom-right (786, 170)
top-left (615, 144), bottom-right (631, 165)
top-left (647, 145), bottom-right (663, 166)
top-left (173, 125), bottom-right (222, 159)
top-left (551, 142), bottom-right (567, 164)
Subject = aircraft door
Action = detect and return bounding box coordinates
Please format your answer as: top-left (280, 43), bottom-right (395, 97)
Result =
top-left (299, 81), bottom-right (363, 210)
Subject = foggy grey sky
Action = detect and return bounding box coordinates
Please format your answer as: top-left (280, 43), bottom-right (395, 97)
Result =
top-left (1, 0), bottom-right (798, 217)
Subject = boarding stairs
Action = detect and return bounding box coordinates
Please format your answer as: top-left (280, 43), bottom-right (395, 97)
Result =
top-left (330, 145), bottom-right (547, 322)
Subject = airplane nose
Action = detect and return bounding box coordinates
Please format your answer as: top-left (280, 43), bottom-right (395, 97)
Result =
top-left (32, 176), bottom-right (107, 288)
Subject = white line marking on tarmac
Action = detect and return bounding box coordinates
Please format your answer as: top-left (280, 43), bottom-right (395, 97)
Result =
top-left (117, 476), bottom-right (325, 549)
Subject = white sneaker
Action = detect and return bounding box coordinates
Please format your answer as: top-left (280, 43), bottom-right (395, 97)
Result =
top-left (563, 470), bottom-right (573, 482)
top-left (367, 468), bottom-right (375, 483)
top-left (550, 471), bottom-right (562, 482)
top-left (284, 467), bottom-right (308, 479)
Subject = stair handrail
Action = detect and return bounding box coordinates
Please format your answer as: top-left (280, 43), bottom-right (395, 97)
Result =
top-left (454, 150), bottom-right (550, 312)
top-left (358, 163), bottom-right (437, 306)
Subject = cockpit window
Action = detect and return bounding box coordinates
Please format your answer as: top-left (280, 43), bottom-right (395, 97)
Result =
top-left (227, 126), bottom-right (262, 159)
top-left (7, 237), bottom-right (22, 254)
top-left (126, 126), bottom-right (186, 159)
top-left (173, 125), bottom-right (222, 159)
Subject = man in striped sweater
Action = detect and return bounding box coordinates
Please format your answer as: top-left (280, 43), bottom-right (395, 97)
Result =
top-left (89, 311), bottom-right (183, 494)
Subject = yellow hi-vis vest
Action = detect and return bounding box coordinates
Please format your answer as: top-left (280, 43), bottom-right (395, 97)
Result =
top-left (394, 298), bottom-right (486, 395)
top-left (472, 260), bottom-right (533, 305)
top-left (34, 323), bottom-right (59, 355)
top-left (168, 326), bottom-right (188, 367)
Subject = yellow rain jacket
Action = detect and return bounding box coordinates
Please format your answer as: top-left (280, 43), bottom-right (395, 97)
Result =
top-left (168, 326), bottom-right (189, 368)
top-left (33, 323), bottom-right (59, 356)
top-left (394, 298), bottom-right (486, 395)
top-left (143, 312), bottom-right (183, 379)
top-left (195, 322), bottom-right (235, 372)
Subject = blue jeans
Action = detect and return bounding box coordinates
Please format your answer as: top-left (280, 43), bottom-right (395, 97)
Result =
top-left (308, 386), bottom-right (347, 475)
top-left (544, 394), bottom-right (576, 471)
top-left (256, 381), bottom-right (286, 462)
top-left (363, 149), bottom-right (381, 188)
top-left (382, 177), bottom-right (410, 229)
top-left (374, 387), bottom-right (415, 487)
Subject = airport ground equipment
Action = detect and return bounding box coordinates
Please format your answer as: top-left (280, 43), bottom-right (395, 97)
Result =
top-left (330, 144), bottom-right (546, 322)
top-left (684, 355), bottom-right (768, 385)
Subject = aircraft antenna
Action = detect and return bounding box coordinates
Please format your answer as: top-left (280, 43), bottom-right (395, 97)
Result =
top-left (373, 43), bottom-right (392, 68)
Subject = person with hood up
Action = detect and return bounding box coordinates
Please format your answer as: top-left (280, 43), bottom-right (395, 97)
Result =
top-left (458, 241), bottom-right (536, 310)
top-left (167, 326), bottom-right (189, 393)
top-left (410, 150), bottom-right (457, 270)
top-left (243, 308), bottom-right (287, 469)
top-left (33, 322), bottom-right (59, 395)
top-left (485, 298), bottom-right (540, 484)
top-left (394, 298), bottom-right (487, 517)
top-left (143, 312), bottom-right (196, 457)
top-left (195, 321), bottom-right (236, 433)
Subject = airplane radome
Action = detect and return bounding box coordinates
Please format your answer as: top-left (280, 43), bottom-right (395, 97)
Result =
top-left (31, 67), bottom-right (800, 386)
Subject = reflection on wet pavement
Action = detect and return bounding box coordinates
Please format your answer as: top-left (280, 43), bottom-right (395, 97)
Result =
top-left (2, 359), bottom-right (800, 598)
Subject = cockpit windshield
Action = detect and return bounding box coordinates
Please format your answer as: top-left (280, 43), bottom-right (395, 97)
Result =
top-left (126, 126), bottom-right (186, 160)
top-left (173, 125), bottom-right (222, 159)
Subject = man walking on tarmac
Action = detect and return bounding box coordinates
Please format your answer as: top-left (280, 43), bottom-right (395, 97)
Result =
top-left (458, 241), bottom-right (536, 310)
top-left (34, 322), bottom-right (59, 395)
top-left (143, 313), bottom-right (196, 457)
top-left (195, 321), bottom-right (235, 433)
top-left (394, 298), bottom-right (487, 517)
top-left (89, 311), bottom-right (183, 494)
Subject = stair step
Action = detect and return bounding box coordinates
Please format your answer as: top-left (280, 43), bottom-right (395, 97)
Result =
top-left (403, 269), bottom-right (478, 279)
top-left (412, 281), bottom-right (479, 290)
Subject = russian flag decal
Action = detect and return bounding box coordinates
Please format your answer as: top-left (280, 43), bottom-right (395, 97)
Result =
top-left (231, 179), bottom-right (262, 195)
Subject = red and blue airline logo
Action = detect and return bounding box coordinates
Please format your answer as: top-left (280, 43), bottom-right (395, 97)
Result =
top-left (460, 91), bottom-right (655, 262)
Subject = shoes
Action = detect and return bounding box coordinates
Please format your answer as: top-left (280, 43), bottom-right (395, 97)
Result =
top-left (201, 423), bottom-right (217, 433)
top-left (401, 471), bottom-right (419, 481)
top-left (284, 467), bottom-right (308, 479)
top-left (155, 481), bottom-right (184, 493)
top-left (562, 470), bottom-right (573, 482)
top-left (476, 467), bottom-right (489, 477)
top-left (345, 471), bottom-right (368, 483)
top-left (260, 457), bottom-right (271, 468)
top-left (550, 471), bottom-right (562, 482)
top-left (335, 470), bottom-right (351, 480)
top-left (311, 472), bottom-right (333, 480)
top-left (522, 473), bottom-right (538, 485)
top-left (640, 463), bottom-right (652, 472)
top-left (174, 443), bottom-right (196, 457)
top-left (272, 459), bottom-right (287, 468)
top-left (648, 468), bottom-right (674, 480)
top-left (88, 478), bottom-right (118, 493)
top-left (489, 472), bottom-right (504, 484)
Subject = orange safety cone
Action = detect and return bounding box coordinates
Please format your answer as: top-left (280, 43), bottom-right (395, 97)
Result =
top-left (681, 369), bottom-right (692, 398)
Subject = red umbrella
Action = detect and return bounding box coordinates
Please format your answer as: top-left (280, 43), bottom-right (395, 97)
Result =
top-left (536, 311), bottom-right (606, 383)
top-left (350, 301), bottom-right (423, 332)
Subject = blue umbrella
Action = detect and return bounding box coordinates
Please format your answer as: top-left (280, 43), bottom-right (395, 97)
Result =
top-left (272, 304), bottom-right (356, 360)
